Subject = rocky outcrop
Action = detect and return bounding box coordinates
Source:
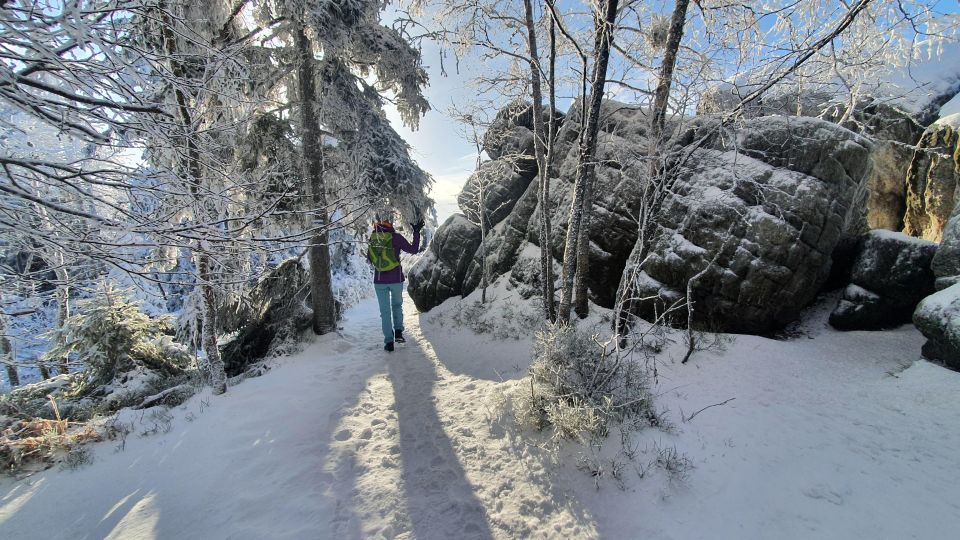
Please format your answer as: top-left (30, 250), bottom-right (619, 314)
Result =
top-left (916, 194), bottom-right (960, 367)
top-left (482, 100), bottom-right (564, 176)
top-left (458, 160), bottom-right (535, 226)
top-left (702, 88), bottom-right (927, 235)
top-left (219, 259), bottom-right (311, 375)
top-left (410, 101), bottom-right (876, 334)
top-left (407, 215), bottom-right (482, 312)
top-left (697, 83), bottom-right (835, 118)
top-left (829, 230), bottom-right (937, 330)
top-left (839, 102), bottom-right (925, 233)
top-left (932, 200), bottom-right (960, 290)
top-left (632, 116), bottom-right (872, 333)
top-left (903, 114), bottom-right (960, 242)
top-left (913, 283), bottom-right (960, 371)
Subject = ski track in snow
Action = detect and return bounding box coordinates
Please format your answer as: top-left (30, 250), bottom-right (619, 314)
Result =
top-left (1, 292), bottom-right (960, 539)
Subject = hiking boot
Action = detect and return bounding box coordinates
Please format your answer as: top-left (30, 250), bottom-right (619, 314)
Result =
top-left (394, 329), bottom-right (406, 343)
top-left (384, 342), bottom-right (394, 352)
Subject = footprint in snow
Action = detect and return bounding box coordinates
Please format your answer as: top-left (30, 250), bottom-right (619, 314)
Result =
top-left (802, 484), bottom-right (848, 505)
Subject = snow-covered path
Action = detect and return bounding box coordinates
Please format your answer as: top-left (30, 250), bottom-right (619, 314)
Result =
top-left (0, 294), bottom-right (592, 539)
top-left (2, 292), bottom-right (960, 539)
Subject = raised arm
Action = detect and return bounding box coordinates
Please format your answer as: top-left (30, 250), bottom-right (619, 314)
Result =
top-left (394, 228), bottom-right (421, 254)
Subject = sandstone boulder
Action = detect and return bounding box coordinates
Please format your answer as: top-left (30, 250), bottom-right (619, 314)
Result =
top-left (407, 215), bottom-right (482, 312)
top-left (410, 102), bottom-right (876, 336)
top-left (903, 114), bottom-right (960, 242)
top-left (913, 283), bottom-right (960, 371)
top-left (828, 230), bottom-right (937, 330)
top-left (482, 101), bottom-right (564, 174)
top-left (932, 199), bottom-right (960, 290)
top-left (632, 116), bottom-right (873, 333)
top-left (458, 160), bottom-right (536, 226)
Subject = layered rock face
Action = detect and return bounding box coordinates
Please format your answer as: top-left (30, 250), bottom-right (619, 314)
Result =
top-left (842, 103), bottom-right (925, 232)
top-left (913, 284), bottom-right (960, 371)
top-left (903, 114), bottom-right (960, 242)
top-left (829, 230), bottom-right (937, 330)
top-left (409, 101), bottom-right (874, 334)
top-left (700, 89), bottom-right (926, 234)
top-left (633, 116), bottom-right (872, 333)
top-left (914, 187), bottom-right (960, 370)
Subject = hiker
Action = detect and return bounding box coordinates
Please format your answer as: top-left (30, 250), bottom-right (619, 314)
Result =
top-left (367, 218), bottom-right (424, 351)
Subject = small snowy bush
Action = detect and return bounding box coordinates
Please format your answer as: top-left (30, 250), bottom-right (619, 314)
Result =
top-left (514, 324), bottom-right (657, 445)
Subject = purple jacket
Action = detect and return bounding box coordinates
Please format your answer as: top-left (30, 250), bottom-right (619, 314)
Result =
top-left (370, 223), bottom-right (421, 284)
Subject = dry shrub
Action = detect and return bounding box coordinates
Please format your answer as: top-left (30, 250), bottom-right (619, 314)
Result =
top-left (1, 398), bottom-right (101, 474)
top-left (513, 323), bottom-right (657, 446)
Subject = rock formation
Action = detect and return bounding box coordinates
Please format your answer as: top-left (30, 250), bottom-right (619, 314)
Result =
top-left (407, 214), bottom-right (482, 312)
top-left (903, 114), bottom-right (960, 241)
top-left (913, 284), bottom-right (960, 371)
top-left (828, 230), bottom-right (937, 330)
top-left (633, 116), bottom-right (872, 333)
top-left (409, 100), bottom-right (875, 334)
top-left (914, 185), bottom-right (960, 370)
top-left (219, 259), bottom-right (311, 375)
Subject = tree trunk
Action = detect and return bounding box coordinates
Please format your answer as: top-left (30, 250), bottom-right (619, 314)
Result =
top-left (523, 0), bottom-right (554, 322)
top-left (0, 294), bottom-right (19, 387)
top-left (198, 250), bottom-right (227, 394)
top-left (159, 1), bottom-right (228, 393)
top-left (544, 3), bottom-right (558, 321)
top-left (573, 173), bottom-right (592, 318)
top-left (558, 0), bottom-right (620, 323)
top-left (614, 0), bottom-right (689, 337)
top-left (294, 23), bottom-right (337, 335)
top-left (54, 265), bottom-right (70, 375)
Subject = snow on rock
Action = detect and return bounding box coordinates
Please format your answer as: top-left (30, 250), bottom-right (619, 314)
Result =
top-left (634, 116), bottom-right (872, 333)
top-left (458, 159), bottom-right (535, 228)
top-left (481, 100), bottom-right (564, 174)
top-left (937, 112), bottom-right (960, 130)
top-left (913, 283), bottom-right (960, 371)
top-left (829, 230), bottom-right (937, 331)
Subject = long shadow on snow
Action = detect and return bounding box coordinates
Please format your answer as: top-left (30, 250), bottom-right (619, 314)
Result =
top-left (388, 342), bottom-right (494, 540)
top-left (0, 334), bottom-right (374, 540)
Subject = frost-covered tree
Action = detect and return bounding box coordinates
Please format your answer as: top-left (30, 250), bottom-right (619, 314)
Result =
top-left (251, 0), bottom-right (432, 335)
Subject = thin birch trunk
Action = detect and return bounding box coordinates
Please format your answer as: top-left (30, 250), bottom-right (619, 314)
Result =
top-left (614, 0), bottom-right (689, 337)
top-left (558, 0), bottom-right (620, 323)
top-left (543, 3), bottom-right (558, 321)
top-left (294, 22), bottom-right (337, 335)
top-left (522, 0), bottom-right (554, 321)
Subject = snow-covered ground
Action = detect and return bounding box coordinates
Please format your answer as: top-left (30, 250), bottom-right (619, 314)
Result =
top-left (1, 289), bottom-right (958, 539)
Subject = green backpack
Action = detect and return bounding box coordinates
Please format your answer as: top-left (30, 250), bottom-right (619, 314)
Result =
top-left (368, 231), bottom-right (400, 272)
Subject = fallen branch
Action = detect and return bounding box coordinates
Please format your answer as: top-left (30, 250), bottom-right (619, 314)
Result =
top-left (681, 397), bottom-right (736, 423)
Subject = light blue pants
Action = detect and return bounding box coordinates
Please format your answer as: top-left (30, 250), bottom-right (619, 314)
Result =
top-left (375, 283), bottom-right (404, 344)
